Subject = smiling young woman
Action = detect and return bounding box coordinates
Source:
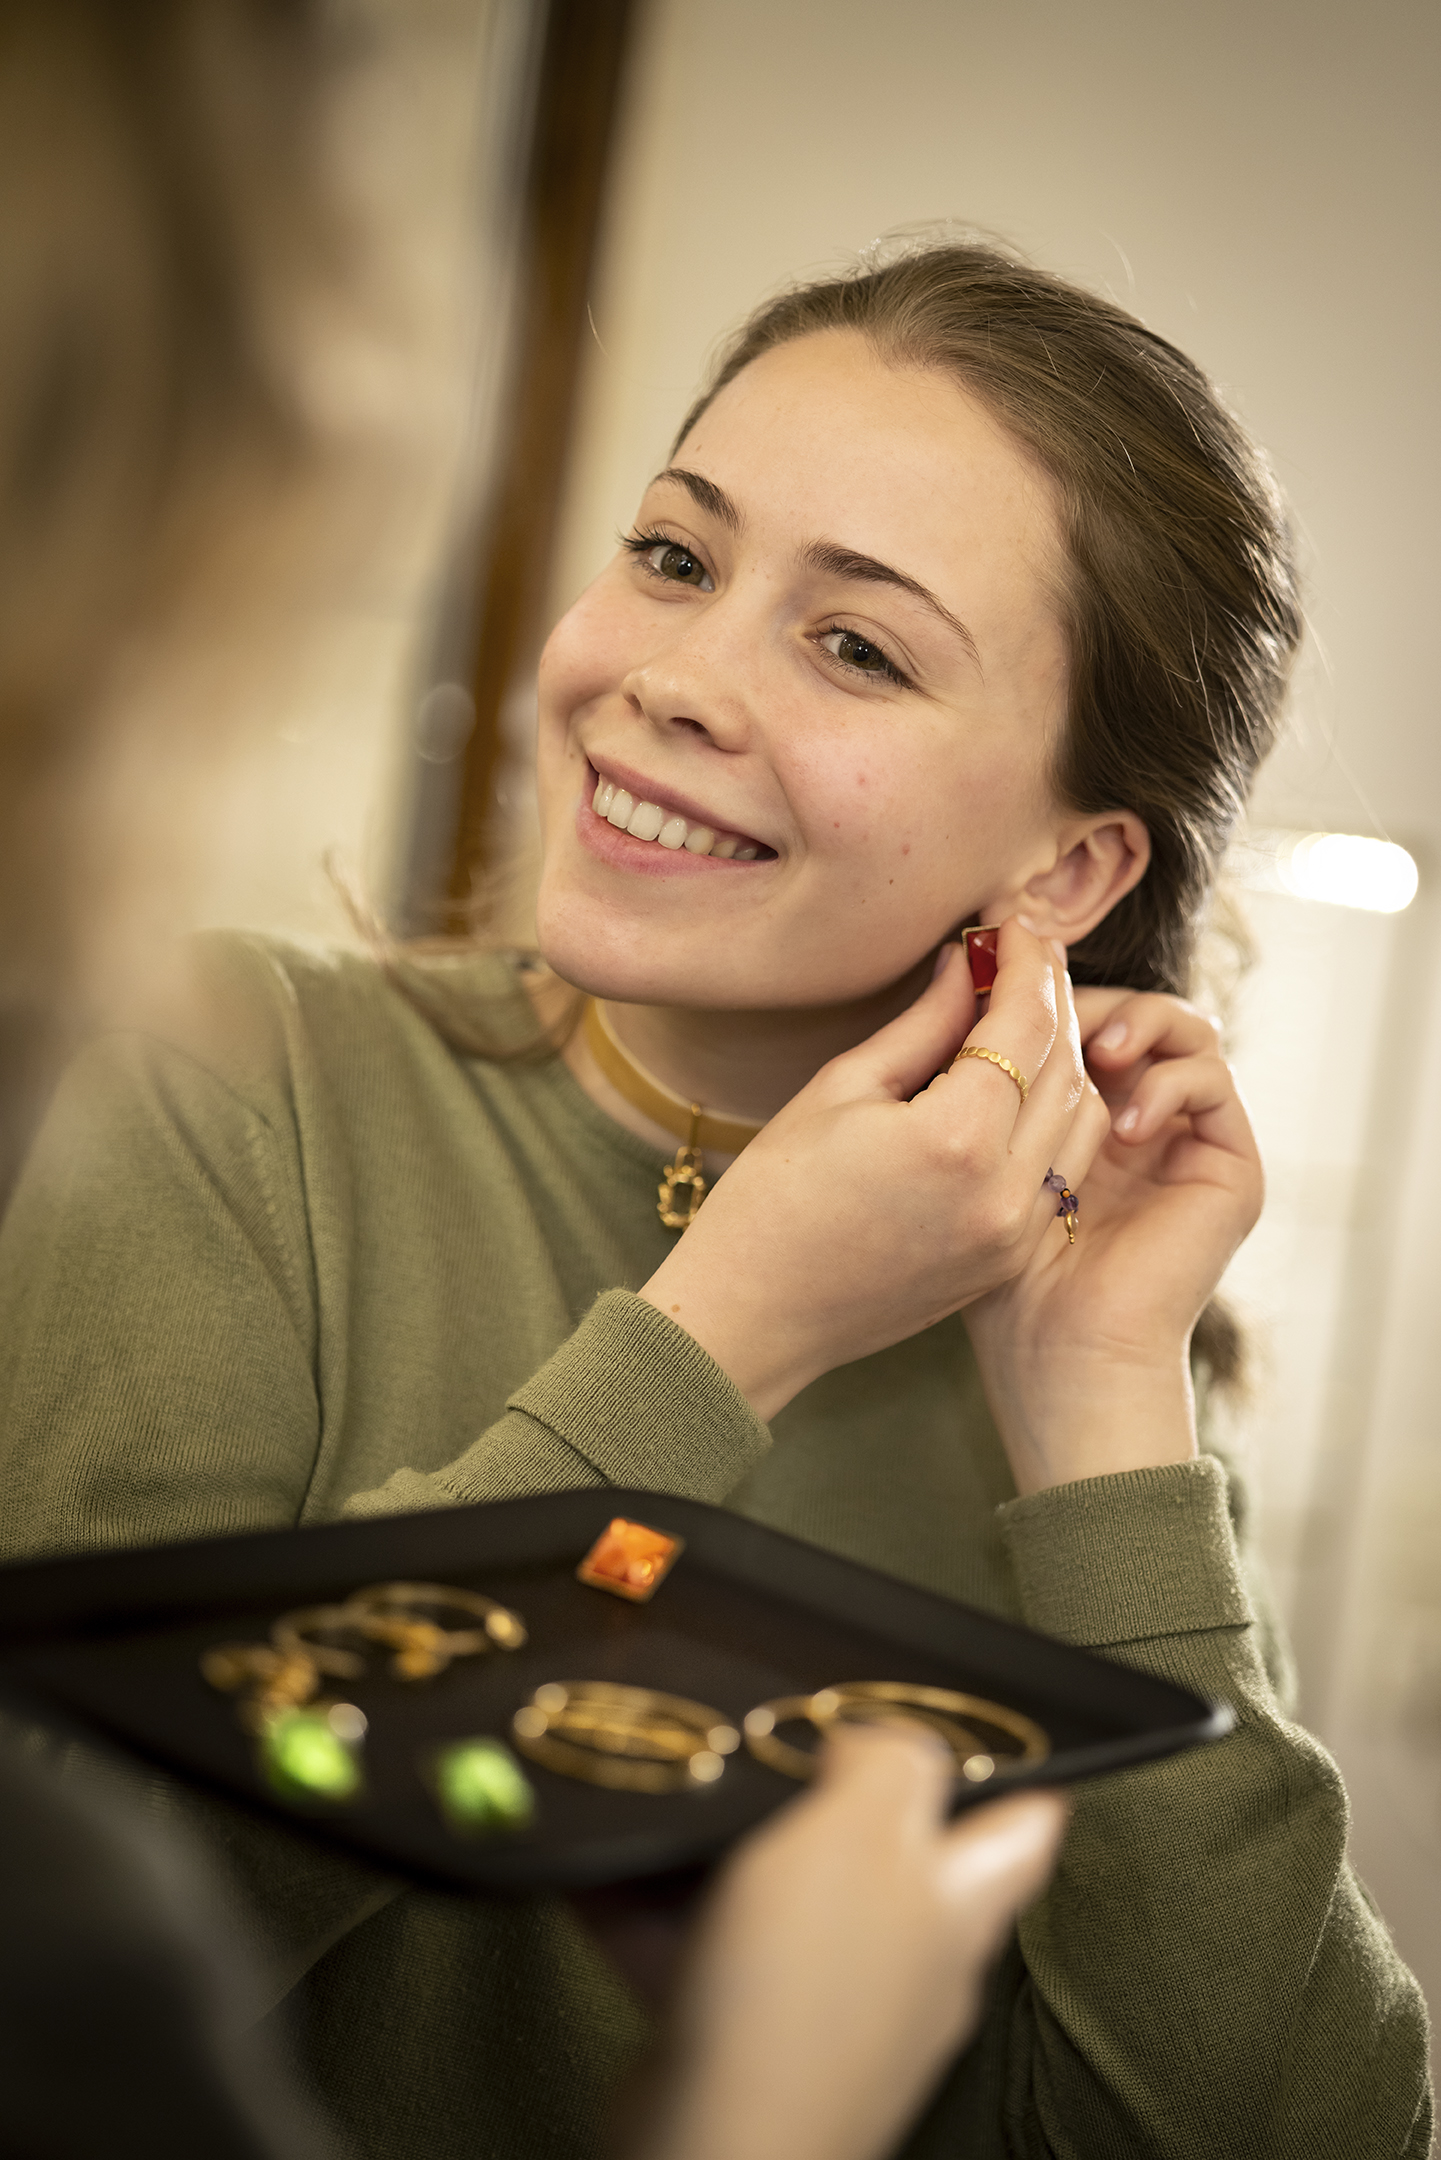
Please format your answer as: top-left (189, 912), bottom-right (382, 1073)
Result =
top-left (0, 240), bottom-right (1429, 2158)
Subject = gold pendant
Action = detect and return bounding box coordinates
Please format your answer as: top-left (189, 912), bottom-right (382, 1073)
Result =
top-left (658, 1144), bottom-right (707, 1230)
top-left (658, 1103), bottom-right (707, 1230)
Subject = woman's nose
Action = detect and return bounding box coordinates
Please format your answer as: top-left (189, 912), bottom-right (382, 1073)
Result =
top-left (620, 607), bottom-right (758, 752)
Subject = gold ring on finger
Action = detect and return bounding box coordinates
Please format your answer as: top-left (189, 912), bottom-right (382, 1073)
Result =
top-left (950, 1045), bottom-right (1029, 1104)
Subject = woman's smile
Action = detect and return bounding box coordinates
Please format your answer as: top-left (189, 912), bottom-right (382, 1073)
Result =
top-left (579, 757), bottom-right (777, 873)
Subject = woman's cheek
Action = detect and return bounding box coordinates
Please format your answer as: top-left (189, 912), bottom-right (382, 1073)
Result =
top-left (536, 608), bottom-right (601, 722)
top-left (540, 571), bottom-right (641, 702)
top-left (779, 739), bottom-right (887, 861)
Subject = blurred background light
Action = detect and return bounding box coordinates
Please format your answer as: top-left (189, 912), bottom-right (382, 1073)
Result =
top-left (1233, 829), bottom-right (1419, 913)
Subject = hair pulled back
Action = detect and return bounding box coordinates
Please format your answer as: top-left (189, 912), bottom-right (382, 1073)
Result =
top-left (674, 240), bottom-right (1303, 997)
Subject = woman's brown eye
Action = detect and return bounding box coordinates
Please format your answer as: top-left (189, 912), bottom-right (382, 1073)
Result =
top-left (833, 630), bottom-right (890, 674)
top-left (656, 543), bottom-right (706, 585)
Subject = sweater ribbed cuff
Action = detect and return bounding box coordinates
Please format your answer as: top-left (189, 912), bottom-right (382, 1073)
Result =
top-left (997, 1455), bottom-right (1254, 1648)
top-left (504, 1289), bottom-right (772, 1504)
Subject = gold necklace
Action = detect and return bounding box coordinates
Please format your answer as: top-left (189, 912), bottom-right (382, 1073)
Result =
top-left (582, 999), bottom-right (764, 1230)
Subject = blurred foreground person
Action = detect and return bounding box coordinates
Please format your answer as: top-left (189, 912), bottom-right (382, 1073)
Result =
top-left (0, 3), bottom-right (1066, 2156)
top-left (0, 1734), bottom-right (346, 2160)
top-left (0, 0), bottom-right (336, 1199)
top-left (628, 1724), bottom-right (1063, 2160)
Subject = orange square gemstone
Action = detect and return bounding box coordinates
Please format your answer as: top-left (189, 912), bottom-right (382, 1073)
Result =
top-left (577, 1518), bottom-right (684, 1602)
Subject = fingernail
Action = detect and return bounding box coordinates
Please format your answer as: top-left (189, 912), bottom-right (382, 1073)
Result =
top-left (1116, 1104), bottom-right (1141, 1133)
top-left (932, 942), bottom-right (957, 980)
top-left (1050, 939), bottom-right (1068, 968)
top-left (1096, 1022), bottom-right (1127, 1051)
top-left (1015, 913), bottom-right (1040, 934)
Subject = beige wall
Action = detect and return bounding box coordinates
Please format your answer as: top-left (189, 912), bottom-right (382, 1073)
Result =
top-left (549, 0), bottom-right (1441, 2019)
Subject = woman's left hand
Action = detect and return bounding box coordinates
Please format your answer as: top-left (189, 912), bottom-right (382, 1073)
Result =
top-left (963, 975), bottom-right (1263, 1495)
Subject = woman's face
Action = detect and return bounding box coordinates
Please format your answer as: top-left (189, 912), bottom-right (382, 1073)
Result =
top-left (535, 329), bottom-right (1073, 1012)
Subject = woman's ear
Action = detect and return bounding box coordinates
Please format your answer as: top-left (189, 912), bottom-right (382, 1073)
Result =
top-left (985, 813), bottom-right (1150, 944)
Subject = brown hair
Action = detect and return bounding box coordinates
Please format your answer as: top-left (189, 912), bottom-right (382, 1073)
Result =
top-left (673, 237), bottom-right (1303, 999)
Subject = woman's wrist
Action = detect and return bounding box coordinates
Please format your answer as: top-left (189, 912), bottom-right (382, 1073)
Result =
top-left (972, 1338), bottom-right (1198, 1497)
top-left (637, 1255), bottom-right (812, 1425)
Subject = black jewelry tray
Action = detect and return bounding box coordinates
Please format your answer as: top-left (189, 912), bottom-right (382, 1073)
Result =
top-left (0, 1489), bottom-right (1231, 1891)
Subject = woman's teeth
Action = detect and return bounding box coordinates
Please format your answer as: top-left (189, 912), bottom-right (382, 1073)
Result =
top-left (592, 777), bottom-right (760, 860)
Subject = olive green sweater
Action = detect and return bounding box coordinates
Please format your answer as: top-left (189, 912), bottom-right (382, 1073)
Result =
top-left (0, 934), bottom-right (1430, 2160)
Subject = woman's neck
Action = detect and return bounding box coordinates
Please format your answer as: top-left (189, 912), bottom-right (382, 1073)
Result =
top-left (556, 958), bottom-right (933, 1162)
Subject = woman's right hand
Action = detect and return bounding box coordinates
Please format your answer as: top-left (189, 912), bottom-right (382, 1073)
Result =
top-left (627, 1723), bottom-right (1066, 2160)
top-left (639, 919), bottom-right (1111, 1420)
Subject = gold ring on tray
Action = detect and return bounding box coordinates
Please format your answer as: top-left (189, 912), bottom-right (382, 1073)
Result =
top-left (343, 1581), bottom-right (529, 1657)
top-left (743, 1681), bottom-right (1050, 1783)
top-left (511, 1681), bottom-right (741, 1793)
top-left (272, 1585), bottom-right (524, 1683)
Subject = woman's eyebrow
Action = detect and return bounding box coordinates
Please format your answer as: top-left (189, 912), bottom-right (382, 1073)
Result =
top-left (650, 466), bottom-right (743, 531)
top-left (799, 539), bottom-right (981, 667)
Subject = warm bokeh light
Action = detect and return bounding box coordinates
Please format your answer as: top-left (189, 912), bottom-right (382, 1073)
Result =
top-left (1236, 829), bottom-right (1419, 914)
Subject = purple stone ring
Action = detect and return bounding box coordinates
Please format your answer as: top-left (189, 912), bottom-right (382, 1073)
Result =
top-left (1043, 1169), bottom-right (1079, 1248)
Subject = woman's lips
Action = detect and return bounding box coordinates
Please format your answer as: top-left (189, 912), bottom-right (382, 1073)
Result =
top-left (579, 763), bottom-right (776, 871)
top-left (589, 772), bottom-right (766, 860)
top-left (576, 792), bottom-right (770, 877)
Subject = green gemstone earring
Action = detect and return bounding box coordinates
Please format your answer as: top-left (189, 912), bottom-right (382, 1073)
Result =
top-left (430, 1738), bottom-right (535, 1835)
top-left (260, 1701), bottom-right (367, 1804)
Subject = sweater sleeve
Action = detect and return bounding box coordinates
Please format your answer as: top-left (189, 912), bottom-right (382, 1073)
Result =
top-left (340, 1289), bottom-right (769, 1517)
top-left (0, 1030), bottom-right (768, 1565)
top-left (985, 1457), bottom-right (1432, 2160)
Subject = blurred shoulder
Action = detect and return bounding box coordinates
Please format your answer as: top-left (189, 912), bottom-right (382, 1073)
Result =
top-left (128, 929), bottom-right (537, 1102)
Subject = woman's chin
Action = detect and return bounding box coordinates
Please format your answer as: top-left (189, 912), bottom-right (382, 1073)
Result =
top-left (532, 894), bottom-right (685, 1005)
top-left (534, 929), bottom-right (716, 1008)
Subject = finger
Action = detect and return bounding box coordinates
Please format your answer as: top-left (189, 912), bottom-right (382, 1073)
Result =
top-left (1044, 1069), bottom-right (1112, 1186)
top-left (1078, 989), bottom-right (1221, 1069)
top-left (959, 917), bottom-right (1061, 1094)
top-left (929, 918), bottom-right (1060, 1128)
top-left (820, 940), bottom-right (978, 1104)
top-left (938, 1789), bottom-right (1068, 1931)
top-left (811, 1718), bottom-right (953, 1828)
top-left (938, 972), bottom-right (1104, 1277)
top-left (1070, 984), bottom-right (1131, 1035)
top-left (1011, 943), bottom-right (1083, 1108)
top-left (1110, 1051), bottom-right (1258, 1160)
top-left (937, 950), bottom-right (1090, 1212)
top-left (994, 953), bottom-right (1091, 1175)
top-left (1012, 1073), bottom-right (1111, 1251)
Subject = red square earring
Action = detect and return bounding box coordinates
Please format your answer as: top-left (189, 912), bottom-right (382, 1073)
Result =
top-left (961, 924), bottom-right (1000, 995)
